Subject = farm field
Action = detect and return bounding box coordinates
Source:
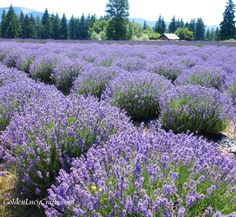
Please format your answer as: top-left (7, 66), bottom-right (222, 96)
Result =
top-left (0, 41), bottom-right (236, 216)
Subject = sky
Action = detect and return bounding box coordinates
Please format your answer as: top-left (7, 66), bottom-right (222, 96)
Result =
top-left (0, 0), bottom-right (228, 26)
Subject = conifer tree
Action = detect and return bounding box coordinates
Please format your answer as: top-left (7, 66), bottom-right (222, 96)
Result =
top-left (143, 20), bottom-right (147, 30)
top-left (106, 0), bottom-right (129, 40)
top-left (60, 13), bottom-right (68, 39)
top-left (155, 15), bottom-right (166, 34)
top-left (220, 0), bottom-right (236, 40)
top-left (51, 13), bottom-right (60, 39)
top-left (1, 10), bottom-right (7, 37)
top-left (22, 14), bottom-right (34, 38)
top-left (34, 16), bottom-right (41, 38)
top-left (3, 5), bottom-right (20, 38)
top-left (41, 9), bottom-right (51, 38)
top-left (69, 16), bottom-right (77, 39)
top-left (195, 18), bottom-right (205, 40)
top-left (168, 16), bottom-right (177, 33)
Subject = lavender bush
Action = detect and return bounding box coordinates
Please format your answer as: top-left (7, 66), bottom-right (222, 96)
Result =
top-left (2, 50), bottom-right (20, 68)
top-left (0, 95), bottom-right (132, 199)
top-left (16, 54), bottom-right (35, 73)
top-left (0, 64), bottom-right (28, 86)
top-left (148, 58), bottom-right (183, 81)
top-left (175, 65), bottom-right (226, 90)
top-left (72, 66), bottom-right (120, 99)
top-left (103, 72), bottom-right (173, 120)
top-left (51, 58), bottom-right (84, 94)
top-left (30, 54), bottom-right (58, 83)
top-left (45, 128), bottom-right (236, 216)
top-left (224, 74), bottom-right (236, 105)
top-left (160, 85), bottom-right (234, 134)
top-left (0, 80), bottom-right (60, 131)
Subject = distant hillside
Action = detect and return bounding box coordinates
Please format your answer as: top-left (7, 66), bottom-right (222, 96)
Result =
top-left (130, 18), bottom-right (218, 30)
top-left (0, 7), bottom-right (43, 20)
top-left (130, 18), bottom-right (156, 28)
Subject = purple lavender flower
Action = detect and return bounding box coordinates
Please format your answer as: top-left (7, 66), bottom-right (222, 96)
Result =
top-left (51, 57), bottom-right (84, 94)
top-left (45, 128), bottom-right (236, 216)
top-left (103, 71), bottom-right (173, 120)
top-left (175, 65), bottom-right (226, 90)
top-left (1, 94), bottom-right (132, 199)
top-left (72, 66), bottom-right (121, 99)
top-left (160, 85), bottom-right (234, 134)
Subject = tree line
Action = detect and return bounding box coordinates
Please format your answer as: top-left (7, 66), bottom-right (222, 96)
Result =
top-left (0, 0), bottom-right (235, 41)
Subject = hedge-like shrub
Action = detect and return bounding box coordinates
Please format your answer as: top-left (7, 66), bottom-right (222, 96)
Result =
top-left (51, 58), bottom-right (84, 94)
top-left (0, 80), bottom-right (61, 131)
top-left (224, 74), bottom-right (236, 105)
top-left (0, 64), bottom-right (28, 86)
top-left (30, 54), bottom-right (58, 83)
top-left (0, 95), bottom-right (132, 199)
top-left (175, 65), bottom-right (225, 90)
top-left (103, 72), bottom-right (173, 120)
top-left (45, 128), bottom-right (236, 216)
top-left (160, 85), bottom-right (234, 134)
top-left (148, 58), bottom-right (183, 81)
top-left (72, 66), bottom-right (120, 99)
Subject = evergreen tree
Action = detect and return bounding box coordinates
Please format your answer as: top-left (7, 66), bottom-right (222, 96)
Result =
top-left (60, 13), bottom-right (68, 39)
top-left (209, 28), bottom-right (215, 40)
top-left (21, 15), bottom-right (29, 38)
top-left (3, 5), bottom-right (20, 38)
top-left (154, 15), bottom-right (165, 34)
top-left (143, 20), bottom-right (147, 30)
top-left (69, 16), bottom-right (77, 39)
top-left (215, 27), bottom-right (220, 40)
top-left (78, 14), bottom-right (87, 39)
top-left (106, 0), bottom-right (129, 40)
top-left (75, 18), bottom-right (80, 39)
top-left (220, 0), bottom-right (236, 40)
top-left (18, 11), bottom-right (24, 37)
top-left (34, 16), bottom-right (41, 38)
top-left (184, 22), bottom-right (189, 28)
top-left (180, 18), bottom-right (184, 28)
top-left (29, 14), bottom-right (36, 38)
top-left (41, 9), bottom-right (51, 38)
top-left (187, 19), bottom-right (196, 38)
top-left (161, 17), bottom-right (166, 33)
top-left (19, 11), bottom-right (24, 24)
top-left (1, 10), bottom-right (7, 37)
top-left (168, 16), bottom-right (177, 33)
top-left (205, 28), bottom-right (210, 40)
top-left (195, 18), bottom-right (205, 40)
top-left (51, 13), bottom-right (60, 39)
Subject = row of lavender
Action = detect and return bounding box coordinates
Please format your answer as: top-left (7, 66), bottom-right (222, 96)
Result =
top-left (0, 42), bottom-right (236, 134)
top-left (0, 42), bottom-right (236, 216)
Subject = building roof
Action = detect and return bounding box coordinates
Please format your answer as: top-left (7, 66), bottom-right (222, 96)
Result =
top-left (162, 33), bottom-right (180, 40)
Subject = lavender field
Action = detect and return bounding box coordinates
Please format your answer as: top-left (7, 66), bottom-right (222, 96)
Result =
top-left (0, 42), bottom-right (236, 217)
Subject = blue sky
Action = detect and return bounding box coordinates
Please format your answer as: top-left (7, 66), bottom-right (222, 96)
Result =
top-left (0, 0), bottom-right (228, 25)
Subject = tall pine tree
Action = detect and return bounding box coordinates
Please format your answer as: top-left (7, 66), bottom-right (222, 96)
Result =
top-left (195, 18), bottom-right (205, 40)
top-left (220, 0), bottom-right (236, 40)
top-left (69, 16), bottom-right (77, 39)
top-left (60, 13), bottom-right (68, 39)
top-left (154, 15), bottom-right (166, 34)
top-left (106, 0), bottom-right (129, 40)
top-left (2, 5), bottom-right (20, 38)
top-left (168, 16), bottom-right (177, 33)
top-left (1, 10), bottom-right (7, 37)
top-left (22, 14), bottom-right (34, 38)
top-left (51, 13), bottom-right (60, 39)
top-left (41, 9), bottom-right (51, 39)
